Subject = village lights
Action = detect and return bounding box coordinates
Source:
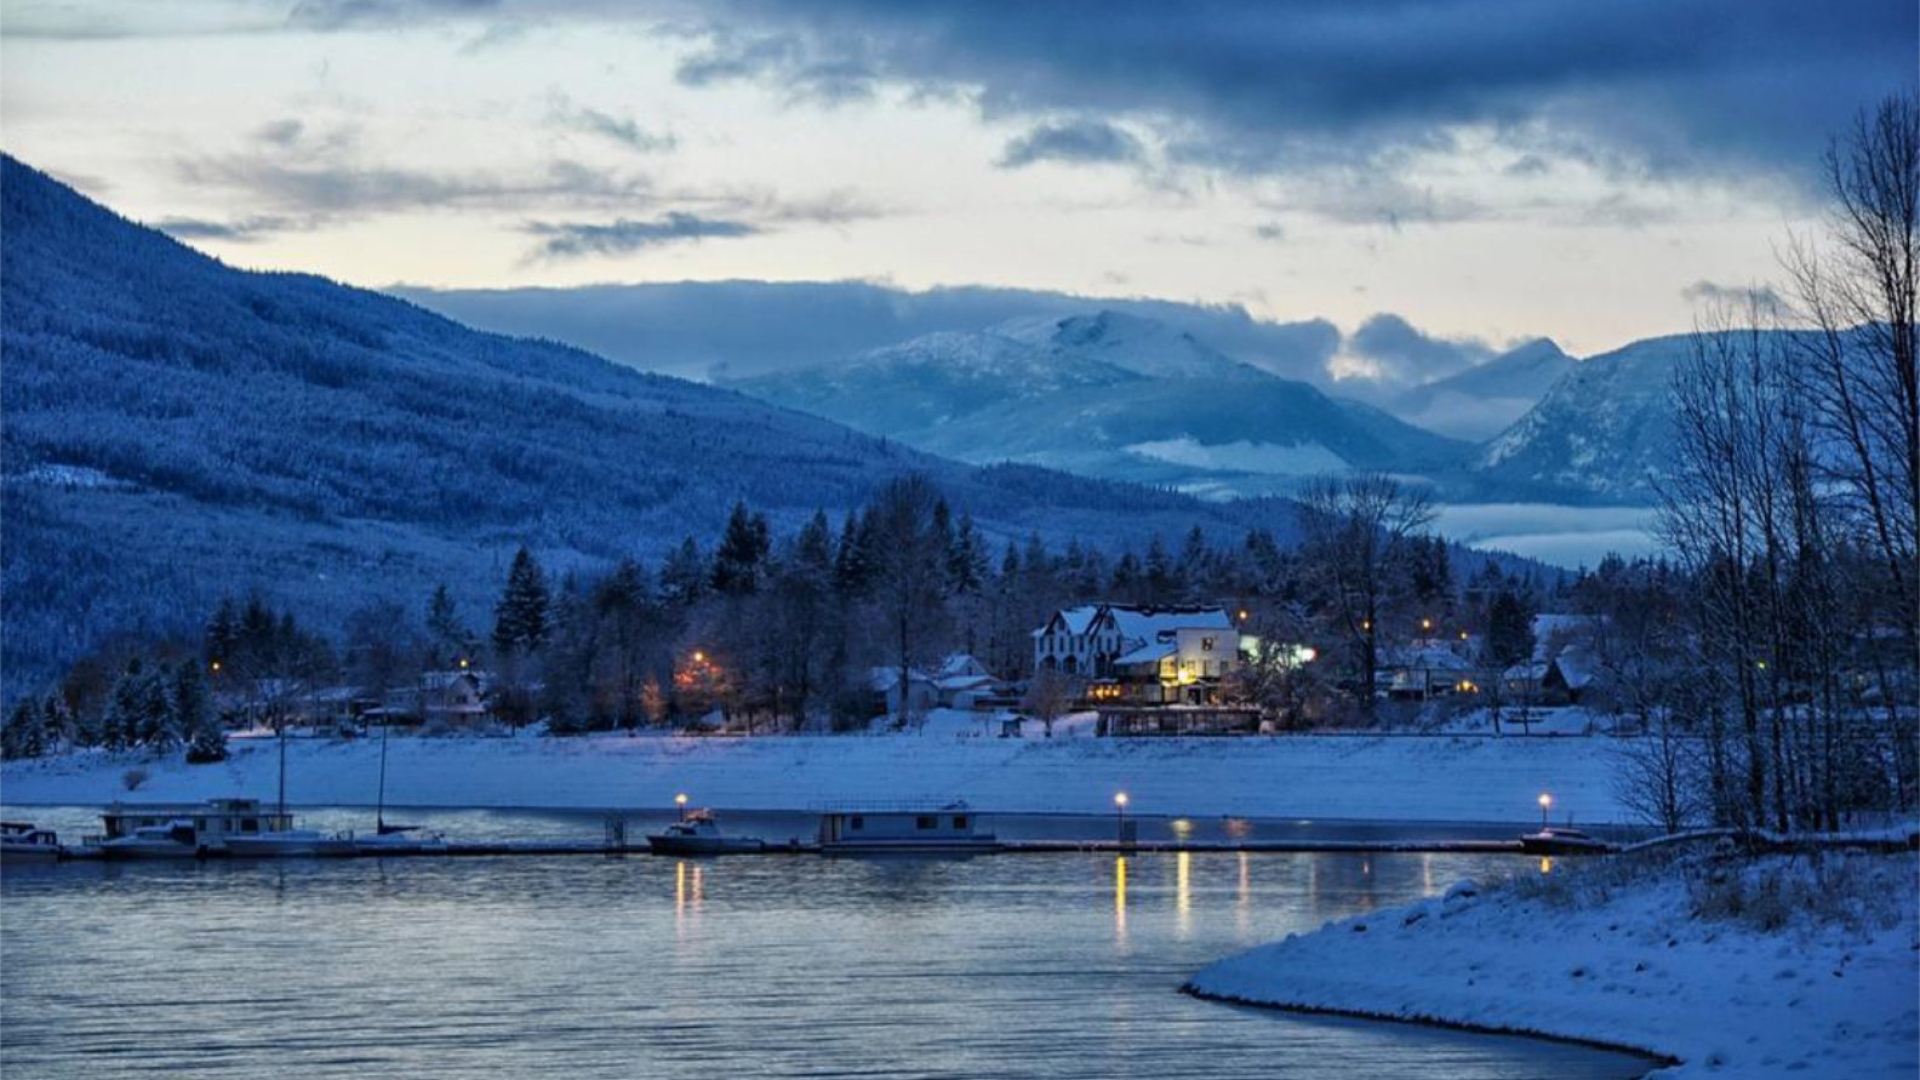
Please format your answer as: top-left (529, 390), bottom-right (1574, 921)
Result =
top-left (675, 793), bottom-right (689, 821)
top-left (692, 651), bottom-right (706, 664)
top-left (209, 660), bottom-right (222, 673)
top-left (1538, 792), bottom-right (1553, 827)
top-left (458, 657), bottom-right (469, 669)
top-left (1421, 617), bottom-right (1432, 632)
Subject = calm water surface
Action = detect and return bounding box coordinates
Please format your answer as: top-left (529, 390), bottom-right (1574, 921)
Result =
top-left (2, 807), bottom-right (1651, 1079)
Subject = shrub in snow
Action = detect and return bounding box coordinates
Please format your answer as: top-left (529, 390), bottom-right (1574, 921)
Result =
top-left (121, 766), bottom-right (149, 791)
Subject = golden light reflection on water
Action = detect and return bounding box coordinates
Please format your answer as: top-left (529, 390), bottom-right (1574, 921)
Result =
top-left (1175, 851), bottom-right (1192, 937)
top-left (1113, 856), bottom-right (1128, 942)
top-left (1539, 856), bottom-right (1555, 875)
top-left (1235, 852), bottom-right (1252, 936)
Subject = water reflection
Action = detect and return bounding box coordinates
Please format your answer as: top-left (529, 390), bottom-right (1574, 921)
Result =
top-left (1113, 855), bottom-right (1128, 944)
top-left (1175, 851), bottom-right (1192, 938)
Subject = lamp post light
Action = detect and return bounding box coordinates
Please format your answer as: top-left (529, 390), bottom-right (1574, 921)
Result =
top-left (1114, 791), bottom-right (1130, 846)
top-left (1537, 792), bottom-right (1553, 828)
top-left (675, 793), bottom-right (689, 821)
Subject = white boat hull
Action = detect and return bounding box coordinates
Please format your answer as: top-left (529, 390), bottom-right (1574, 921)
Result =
top-left (224, 832), bottom-right (356, 858)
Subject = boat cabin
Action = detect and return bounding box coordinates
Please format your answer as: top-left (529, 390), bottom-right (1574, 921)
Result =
top-left (96, 799), bottom-right (294, 847)
top-left (817, 805), bottom-right (997, 853)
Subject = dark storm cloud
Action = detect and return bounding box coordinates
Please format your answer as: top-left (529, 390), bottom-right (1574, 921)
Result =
top-left (1348, 313), bottom-right (1493, 382)
top-left (647, 0), bottom-right (1916, 186)
top-left (997, 119), bottom-right (1146, 169)
top-left (524, 213), bottom-right (760, 259)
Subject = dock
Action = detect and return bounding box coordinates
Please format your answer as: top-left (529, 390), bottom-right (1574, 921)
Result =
top-left (53, 836), bottom-right (1534, 861)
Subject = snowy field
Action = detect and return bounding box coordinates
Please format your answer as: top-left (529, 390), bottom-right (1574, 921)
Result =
top-left (0, 717), bottom-right (1627, 823)
top-left (1190, 849), bottom-right (1920, 1078)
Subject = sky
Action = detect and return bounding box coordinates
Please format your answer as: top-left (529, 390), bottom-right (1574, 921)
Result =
top-left (3, 0), bottom-right (1914, 377)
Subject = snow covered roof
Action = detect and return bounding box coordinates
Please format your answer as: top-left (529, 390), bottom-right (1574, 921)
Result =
top-left (1104, 605), bottom-right (1233, 643)
top-left (867, 667), bottom-right (934, 692)
top-left (1382, 645), bottom-right (1472, 671)
top-left (1504, 660), bottom-right (1550, 681)
top-left (937, 653), bottom-right (992, 680)
top-left (1055, 606), bottom-right (1102, 635)
top-left (1551, 645), bottom-right (1600, 689)
top-left (1114, 641), bottom-right (1177, 666)
top-left (934, 673), bottom-right (997, 692)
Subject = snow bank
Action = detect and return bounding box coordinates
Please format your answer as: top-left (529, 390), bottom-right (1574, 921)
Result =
top-left (2, 724), bottom-right (1624, 821)
top-left (1188, 850), bottom-right (1920, 1078)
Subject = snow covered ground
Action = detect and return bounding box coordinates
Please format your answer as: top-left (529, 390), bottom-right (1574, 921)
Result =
top-left (1189, 848), bottom-right (1920, 1078)
top-left (0, 714), bottom-right (1626, 822)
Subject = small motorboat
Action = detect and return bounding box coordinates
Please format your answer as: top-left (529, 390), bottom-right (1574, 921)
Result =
top-left (1519, 826), bottom-right (1615, 855)
top-left (1, 821), bottom-right (61, 861)
top-left (647, 811), bottom-right (766, 855)
top-left (98, 821), bottom-right (206, 859)
top-left (353, 824), bottom-right (449, 855)
top-left (224, 829), bottom-right (357, 858)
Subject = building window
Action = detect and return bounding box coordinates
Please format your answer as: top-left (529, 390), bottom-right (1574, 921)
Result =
top-left (1201, 637), bottom-right (1216, 651)
top-left (953, 815), bottom-right (969, 831)
top-left (916, 815), bottom-right (937, 830)
top-left (850, 815), bottom-right (864, 830)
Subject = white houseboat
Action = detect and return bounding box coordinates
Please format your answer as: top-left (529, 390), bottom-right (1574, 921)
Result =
top-left (92, 799), bottom-right (295, 859)
top-left (817, 803), bottom-right (999, 855)
top-left (1, 821), bottom-right (61, 861)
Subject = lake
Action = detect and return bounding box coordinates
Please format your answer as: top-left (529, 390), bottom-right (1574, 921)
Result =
top-left (1, 807), bottom-right (1653, 1079)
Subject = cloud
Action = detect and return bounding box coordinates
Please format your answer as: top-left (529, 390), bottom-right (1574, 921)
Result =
top-left (173, 154), bottom-right (651, 216)
top-left (525, 212), bottom-right (759, 258)
top-left (1343, 313), bottom-right (1493, 383)
top-left (1252, 222), bottom-right (1285, 242)
top-left (546, 92), bottom-right (676, 153)
top-left (1680, 279), bottom-right (1784, 312)
top-left (254, 119), bottom-right (306, 147)
top-left (152, 215), bottom-right (310, 242)
top-left (997, 119), bottom-right (1145, 169)
top-left (392, 279), bottom-right (1344, 383)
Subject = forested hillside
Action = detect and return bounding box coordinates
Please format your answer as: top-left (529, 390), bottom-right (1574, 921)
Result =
top-left (0, 156), bottom-right (1308, 689)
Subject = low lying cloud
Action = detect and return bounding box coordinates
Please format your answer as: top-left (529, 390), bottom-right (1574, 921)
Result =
top-left (525, 212), bottom-right (759, 259)
top-left (546, 92), bottom-right (677, 153)
top-left (153, 215), bottom-right (310, 242)
top-left (1343, 313), bottom-right (1493, 383)
top-left (1680, 279), bottom-right (1783, 312)
top-left (997, 119), bottom-right (1145, 169)
top-left (172, 154), bottom-right (652, 217)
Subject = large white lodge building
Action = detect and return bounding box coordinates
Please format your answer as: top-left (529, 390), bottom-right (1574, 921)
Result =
top-left (1031, 603), bottom-right (1247, 705)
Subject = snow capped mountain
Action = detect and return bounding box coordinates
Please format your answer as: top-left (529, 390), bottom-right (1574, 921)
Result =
top-left (1470, 335), bottom-right (1687, 503)
top-left (992, 310), bottom-right (1268, 382)
top-left (732, 313), bottom-right (1470, 497)
top-left (1387, 338), bottom-right (1575, 440)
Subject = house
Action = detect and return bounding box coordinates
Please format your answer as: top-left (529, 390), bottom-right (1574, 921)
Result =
top-left (1033, 604), bottom-right (1245, 705)
top-left (1378, 643), bottom-right (1476, 700)
top-left (931, 654), bottom-right (1008, 710)
top-left (1542, 644), bottom-right (1600, 704)
top-left (868, 666), bottom-right (938, 717)
top-left (417, 669), bottom-right (492, 725)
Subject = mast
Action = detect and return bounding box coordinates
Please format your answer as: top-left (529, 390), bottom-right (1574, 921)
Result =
top-left (277, 717), bottom-right (288, 821)
top-left (377, 722), bottom-right (389, 833)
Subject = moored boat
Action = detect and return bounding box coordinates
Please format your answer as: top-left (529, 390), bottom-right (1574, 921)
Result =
top-left (91, 799), bottom-right (296, 858)
top-left (224, 829), bottom-right (357, 858)
top-left (98, 821), bottom-right (205, 859)
top-left (817, 803), bottom-right (999, 855)
top-left (1519, 826), bottom-right (1615, 855)
top-left (646, 811), bottom-right (766, 855)
top-left (1, 821), bottom-right (61, 861)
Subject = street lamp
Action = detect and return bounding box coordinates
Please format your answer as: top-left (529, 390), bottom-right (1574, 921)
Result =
top-left (1537, 792), bottom-right (1553, 828)
top-left (675, 792), bottom-right (689, 821)
top-left (1114, 791), bottom-right (1130, 846)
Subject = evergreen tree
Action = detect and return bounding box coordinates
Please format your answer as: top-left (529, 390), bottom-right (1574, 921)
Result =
top-left (1, 698), bottom-right (47, 760)
top-left (493, 546), bottom-right (551, 657)
top-left (104, 660), bottom-right (145, 750)
top-left (1144, 534), bottom-right (1174, 603)
top-left (425, 583), bottom-right (471, 666)
top-left (205, 596), bottom-right (239, 669)
top-left (138, 664), bottom-right (179, 749)
top-left (946, 512), bottom-right (988, 595)
top-left (833, 511), bottom-right (871, 597)
top-left (173, 662), bottom-right (226, 762)
top-left (712, 501), bottom-right (772, 596)
top-left (660, 537), bottom-right (709, 607)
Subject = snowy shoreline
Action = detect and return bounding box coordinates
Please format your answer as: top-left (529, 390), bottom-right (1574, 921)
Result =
top-left (1, 726), bottom-right (1627, 823)
top-left (1186, 848), bottom-right (1920, 1079)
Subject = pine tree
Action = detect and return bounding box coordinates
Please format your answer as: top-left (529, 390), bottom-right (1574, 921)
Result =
top-left (1, 698), bottom-right (46, 760)
top-left (660, 537), bottom-right (709, 607)
top-left (712, 501), bottom-right (772, 596)
top-left (947, 512), bottom-right (988, 595)
top-left (205, 596), bottom-right (239, 669)
top-left (833, 511), bottom-right (870, 596)
top-left (426, 583), bottom-right (471, 666)
top-left (138, 664), bottom-right (179, 749)
top-left (105, 660), bottom-right (144, 750)
top-left (493, 546), bottom-right (552, 657)
top-left (173, 662), bottom-right (227, 763)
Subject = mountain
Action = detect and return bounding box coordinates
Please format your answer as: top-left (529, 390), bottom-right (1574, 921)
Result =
top-left (730, 313), bottom-right (1470, 498)
top-left (1469, 335), bottom-right (1688, 503)
top-left (0, 157), bottom-right (1316, 688)
top-left (1388, 338), bottom-right (1575, 440)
